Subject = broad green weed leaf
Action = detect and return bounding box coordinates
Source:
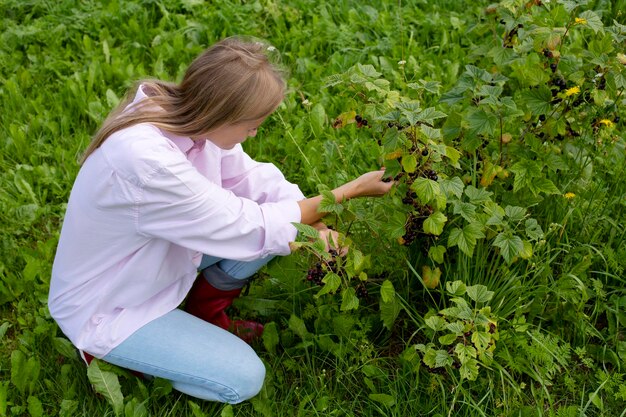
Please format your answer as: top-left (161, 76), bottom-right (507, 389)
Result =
top-left (310, 103), bottom-right (326, 138)
top-left (380, 280), bottom-right (395, 303)
top-left (262, 322), bottom-right (279, 354)
top-left (288, 314), bottom-right (310, 340)
top-left (87, 360), bottom-right (123, 416)
top-left (27, 396), bottom-right (43, 417)
top-left (528, 177), bottom-right (560, 196)
top-left (124, 398), bottom-right (148, 417)
top-left (59, 400), bottom-right (79, 417)
top-left (380, 296), bottom-right (401, 330)
top-left (368, 394), bottom-right (396, 407)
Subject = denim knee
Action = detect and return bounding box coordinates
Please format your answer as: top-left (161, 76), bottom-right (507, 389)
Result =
top-left (231, 355), bottom-right (266, 403)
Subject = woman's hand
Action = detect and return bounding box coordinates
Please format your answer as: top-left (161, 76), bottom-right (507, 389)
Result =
top-left (297, 169), bottom-right (394, 225)
top-left (349, 169), bottom-right (394, 198)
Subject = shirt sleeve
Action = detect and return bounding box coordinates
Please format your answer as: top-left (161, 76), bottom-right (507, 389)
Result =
top-left (136, 155), bottom-right (301, 261)
top-left (220, 144), bottom-right (306, 203)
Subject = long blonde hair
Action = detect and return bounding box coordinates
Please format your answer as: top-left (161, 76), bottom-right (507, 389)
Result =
top-left (80, 37), bottom-right (286, 164)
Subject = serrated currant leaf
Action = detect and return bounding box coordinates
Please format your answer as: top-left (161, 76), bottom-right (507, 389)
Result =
top-left (460, 358), bottom-right (480, 380)
top-left (446, 281), bottom-right (467, 296)
top-left (428, 245), bottom-right (446, 264)
top-left (466, 284), bottom-right (494, 303)
top-left (340, 287), bottom-right (359, 311)
top-left (440, 177), bottom-right (465, 199)
top-left (492, 232), bottom-right (525, 264)
top-left (423, 211), bottom-right (447, 236)
top-left (411, 177), bottom-right (441, 204)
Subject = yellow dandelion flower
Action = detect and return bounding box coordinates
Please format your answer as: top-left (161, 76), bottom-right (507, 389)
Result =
top-left (565, 86), bottom-right (580, 97)
top-left (599, 119), bottom-right (614, 127)
top-left (564, 192), bottom-right (576, 200)
top-left (574, 17), bottom-right (587, 25)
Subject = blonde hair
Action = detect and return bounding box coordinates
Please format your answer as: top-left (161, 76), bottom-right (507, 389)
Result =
top-left (80, 37), bottom-right (286, 164)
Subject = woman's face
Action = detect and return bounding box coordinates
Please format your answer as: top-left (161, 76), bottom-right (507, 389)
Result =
top-left (204, 117), bottom-right (266, 150)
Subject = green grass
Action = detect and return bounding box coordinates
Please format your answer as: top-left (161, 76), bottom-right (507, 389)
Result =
top-left (2, 0), bottom-right (626, 416)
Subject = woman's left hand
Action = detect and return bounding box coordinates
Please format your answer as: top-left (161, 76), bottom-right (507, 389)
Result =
top-left (314, 223), bottom-right (348, 256)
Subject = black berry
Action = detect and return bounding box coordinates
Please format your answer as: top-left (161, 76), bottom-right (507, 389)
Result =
top-left (550, 63), bottom-right (557, 72)
top-left (539, 114), bottom-right (546, 122)
top-left (422, 149), bottom-right (429, 156)
top-left (355, 115), bottom-right (362, 123)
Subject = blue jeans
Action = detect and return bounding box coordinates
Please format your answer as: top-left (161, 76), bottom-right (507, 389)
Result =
top-left (102, 255), bottom-right (273, 403)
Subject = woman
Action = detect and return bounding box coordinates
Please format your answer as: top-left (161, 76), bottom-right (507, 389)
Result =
top-left (48, 37), bottom-right (392, 404)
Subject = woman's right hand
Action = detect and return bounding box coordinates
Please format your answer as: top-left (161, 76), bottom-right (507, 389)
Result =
top-left (298, 169), bottom-right (394, 225)
top-left (348, 169), bottom-right (394, 198)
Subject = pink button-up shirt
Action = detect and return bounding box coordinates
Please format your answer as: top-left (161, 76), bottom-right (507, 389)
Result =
top-left (48, 88), bottom-right (304, 357)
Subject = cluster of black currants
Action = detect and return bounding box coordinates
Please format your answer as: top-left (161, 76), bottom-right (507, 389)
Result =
top-left (306, 250), bottom-right (338, 287)
top-left (402, 212), bottom-right (424, 246)
top-left (355, 283), bottom-right (369, 299)
top-left (355, 114), bottom-right (368, 128)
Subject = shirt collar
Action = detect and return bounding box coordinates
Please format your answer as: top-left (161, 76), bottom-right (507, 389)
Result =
top-left (133, 84), bottom-right (206, 156)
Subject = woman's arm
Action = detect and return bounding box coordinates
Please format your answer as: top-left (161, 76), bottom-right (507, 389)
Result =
top-left (298, 170), bottom-right (393, 225)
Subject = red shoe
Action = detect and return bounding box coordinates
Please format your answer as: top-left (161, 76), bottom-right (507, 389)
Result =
top-left (185, 275), bottom-right (264, 343)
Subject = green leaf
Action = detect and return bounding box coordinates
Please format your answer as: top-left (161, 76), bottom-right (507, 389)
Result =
top-left (416, 107), bottom-right (447, 125)
top-left (446, 321), bottom-right (465, 334)
top-left (455, 344), bottom-right (478, 363)
top-left (504, 206), bottom-right (526, 222)
top-left (471, 331), bottom-right (491, 351)
top-left (453, 201), bottom-right (477, 222)
top-left (380, 295), bottom-right (401, 330)
top-left (578, 10), bottom-right (604, 34)
top-left (467, 108), bottom-right (498, 136)
top-left (262, 322), bottom-right (279, 354)
top-left (425, 315), bottom-right (446, 331)
top-left (428, 245), bottom-right (446, 264)
top-left (446, 281), bottom-right (467, 296)
top-left (59, 400), bottom-right (79, 417)
top-left (528, 177), bottom-right (561, 196)
top-left (466, 284), bottom-right (494, 303)
top-left (459, 358), bottom-right (480, 380)
top-left (87, 360), bottom-right (124, 416)
top-left (440, 177), bottom-right (465, 199)
top-left (401, 154), bottom-right (417, 173)
top-left (411, 177), bottom-right (441, 204)
top-left (27, 396), bottom-right (43, 417)
top-left (448, 223), bottom-right (485, 257)
top-left (340, 287), bottom-right (359, 311)
top-left (368, 394), bottom-right (396, 407)
top-left (525, 218), bottom-right (544, 240)
top-left (438, 333), bottom-right (458, 345)
top-left (521, 85), bottom-right (552, 115)
top-left (288, 314), bottom-right (310, 340)
top-left (310, 103), bottom-right (326, 138)
top-left (423, 211), bottom-right (447, 236)
top-left (358, 63), bottom-right (382, 78)
top-left (444, 146), bottom-right (461, 168)
top-left (464, 185), bottom-right (492, 203)
top-left (492, 232), bottom-right (525, 264)
top-left (291, 223), bottom-right (320, 239)
top-left (380, 280), bottom-right (396, 303)
top-left (315, 272), bottom-right (341, 297)
top-left (319, 189), bottom-right (343, 214)
top-left (435, 350), bottom-right (454, 367)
